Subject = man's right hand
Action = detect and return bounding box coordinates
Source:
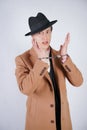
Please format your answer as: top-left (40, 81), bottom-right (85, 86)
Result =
top-left (32, 39), bottom-right (50, 59)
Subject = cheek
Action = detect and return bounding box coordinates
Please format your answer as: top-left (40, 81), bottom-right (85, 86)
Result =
top-left (36, 37), bottom-right (42, 44)
top-left (48, 36), bottom-right (51, 43)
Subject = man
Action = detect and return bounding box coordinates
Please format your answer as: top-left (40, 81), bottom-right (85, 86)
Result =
top-left (15, 12), bottom-right (83, 130)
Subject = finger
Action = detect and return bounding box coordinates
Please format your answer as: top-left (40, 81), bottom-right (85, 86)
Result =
top-left (34, 41), bottom-right (41, 52)
top-left (36, 42), bottom-right (40, 49)
top-left (32, 39), bottom-right (37, 47)
top-left (59, 45), bottom-right (63, 53)
top-left (32, 38), bottom-right (36, 47)
top-left (66, 33), bottom-right (70, 42)
top-left (60, 45), bottom-right (63, 50)
top-left (67, 33), bottom-right (70, 41)
top-left (32, 39), bottom-right (38, 51)
top-left (63, 33), bottom-right (70, 47)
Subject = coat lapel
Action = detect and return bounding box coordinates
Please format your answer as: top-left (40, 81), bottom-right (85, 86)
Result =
top-left (28, 47), bottom-right (60, 91)
top-left (28, 47), bottom-right (38, 67)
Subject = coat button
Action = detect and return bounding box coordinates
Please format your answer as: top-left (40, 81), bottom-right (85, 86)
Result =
top-left (50, 120), bottom-right (54, 123)
top-left (50, 104), bottom-right (54, 107)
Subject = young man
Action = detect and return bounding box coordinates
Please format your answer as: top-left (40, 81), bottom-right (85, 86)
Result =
top-left (15, 12), bottom-right (83, 130)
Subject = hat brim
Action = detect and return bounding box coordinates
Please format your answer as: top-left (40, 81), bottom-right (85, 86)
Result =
top-left (25, 20), bottom-right (57, 36)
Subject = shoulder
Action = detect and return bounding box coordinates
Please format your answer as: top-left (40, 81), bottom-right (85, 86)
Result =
top-left (15, 49), bottom-right (31, 59)
top-left (15, 49), bottom-right (31, 64)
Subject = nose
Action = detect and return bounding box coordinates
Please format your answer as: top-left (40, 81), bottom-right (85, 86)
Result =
top-left (42, 33), bottom-right (47, 41)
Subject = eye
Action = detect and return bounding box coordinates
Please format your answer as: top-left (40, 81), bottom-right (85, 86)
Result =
top-left (38, 32), bottom-right (41, 34)
top-left (46, 30), bottom-right (49, 34)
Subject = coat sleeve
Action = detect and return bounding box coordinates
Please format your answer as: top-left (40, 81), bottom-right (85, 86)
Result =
top-left (15, 56), bottom-right (49, 96)
top-left (60, 56), bottom-right (83, 87)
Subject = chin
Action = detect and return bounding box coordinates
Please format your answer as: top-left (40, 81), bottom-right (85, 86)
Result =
top-left (43, 45), bottom-right (50, 50)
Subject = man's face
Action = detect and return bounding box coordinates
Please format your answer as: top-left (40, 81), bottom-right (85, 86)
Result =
top-left (32, 27), bottom-right (52, 50)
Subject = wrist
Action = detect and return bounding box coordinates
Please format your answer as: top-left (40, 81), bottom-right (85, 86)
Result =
top-left (60, 54), bottom-right (68, 63)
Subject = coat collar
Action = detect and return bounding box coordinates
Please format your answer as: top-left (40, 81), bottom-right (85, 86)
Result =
top-left (29, 47), bottom-right (38, 59)
top-left (29, 47), bottom-right (38, 66)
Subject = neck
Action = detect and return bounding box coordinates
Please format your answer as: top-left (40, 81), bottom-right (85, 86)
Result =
top-left (43, 46), bottom-right (50, 52)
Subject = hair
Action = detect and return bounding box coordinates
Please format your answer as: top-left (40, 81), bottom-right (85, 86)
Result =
top-left (51, 26), bottom-right (53, 31)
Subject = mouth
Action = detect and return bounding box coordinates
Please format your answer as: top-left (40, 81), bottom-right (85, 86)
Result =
top-left (42, 41), bottom-right (49, 45)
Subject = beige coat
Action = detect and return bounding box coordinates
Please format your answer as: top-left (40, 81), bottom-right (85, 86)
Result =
top-left (15, 47), bottom-right (83, 130)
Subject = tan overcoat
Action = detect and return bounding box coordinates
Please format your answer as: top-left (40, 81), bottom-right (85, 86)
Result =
top-left (15, 47), bottom-right (83, 130)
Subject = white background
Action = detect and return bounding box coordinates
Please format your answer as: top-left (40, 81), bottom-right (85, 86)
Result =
top-left (0, 0), bottom-right (87, 130)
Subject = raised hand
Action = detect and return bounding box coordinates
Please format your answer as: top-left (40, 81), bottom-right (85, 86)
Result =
top-left (32, 38), bottom-right (50, 59)
top-left (59, 33), bottom-right (70, 56)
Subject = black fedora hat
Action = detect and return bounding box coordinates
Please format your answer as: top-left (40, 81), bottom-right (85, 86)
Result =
top-left (25, 12), bottom-right (57, 36)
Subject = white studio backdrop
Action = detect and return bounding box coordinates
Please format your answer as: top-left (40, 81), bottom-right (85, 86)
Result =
top-left (0, 0), bottom-right (87, 130)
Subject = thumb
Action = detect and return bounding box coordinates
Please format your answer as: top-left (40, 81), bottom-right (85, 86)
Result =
top-left (60, 45), bottom-right (63, 51)
top-left (59, 45), bottom-right (63, 55)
